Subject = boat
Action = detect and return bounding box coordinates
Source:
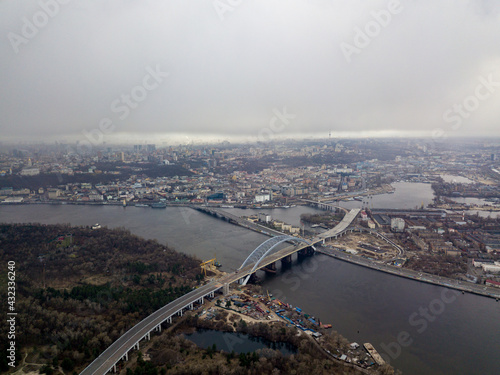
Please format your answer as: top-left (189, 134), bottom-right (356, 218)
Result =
top-left (214, 261), bottom-right (222, 268)
top-left (151, 202), bottom-right (167, 209)
top-left (135, 204), bottom-right (149, 207)
top-left (91, 223), bottom-right (101, 230)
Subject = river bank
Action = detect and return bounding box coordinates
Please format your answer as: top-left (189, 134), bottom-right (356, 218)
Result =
top-left (2, 200), bottom-right (499, 375)
top-left (316, 247), bottom-right (500, 300)
top-left (184, 285), bottom-right (386, 374)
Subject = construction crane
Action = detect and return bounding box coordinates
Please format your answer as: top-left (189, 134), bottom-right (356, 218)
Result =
top-left (200, 255), bottom-right (221, 276)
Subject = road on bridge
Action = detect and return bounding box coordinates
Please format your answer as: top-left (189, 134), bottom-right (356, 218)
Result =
top-left (80, 281), bottom-right (222, 375)
top-left (80, 208), bottom-right (361, 374)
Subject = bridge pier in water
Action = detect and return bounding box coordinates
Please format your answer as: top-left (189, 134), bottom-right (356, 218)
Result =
top-left (248, 273), bottom-right (258, 284)
top-left (298, 246), bottom-right (315, 259)
top-left (263, 262), bottom-right (277, 274)
top-left (281, 255), bottom-right (292, 267)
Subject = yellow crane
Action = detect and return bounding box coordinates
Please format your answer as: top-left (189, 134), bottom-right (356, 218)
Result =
top-left (200, 257), bottom-right (216, 276)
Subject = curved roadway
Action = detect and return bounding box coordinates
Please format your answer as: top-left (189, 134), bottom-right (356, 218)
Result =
top-left (80, 209), bottom-right (361, 374)
top-left (80, 282), bottom-right (222, 375)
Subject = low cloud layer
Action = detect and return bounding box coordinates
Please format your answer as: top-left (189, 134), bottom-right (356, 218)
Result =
top-left (1, 0), bottom-right (500, 143)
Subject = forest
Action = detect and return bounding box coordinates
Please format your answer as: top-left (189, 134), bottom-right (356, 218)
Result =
top-left (0, 223), bottom-right (397, 375)
top-left (0, 223), bottom-right (203, 373)
top-left (300, 212), bottom-right (345, 226)
top-left (118, 311), bottom-right (397, 375)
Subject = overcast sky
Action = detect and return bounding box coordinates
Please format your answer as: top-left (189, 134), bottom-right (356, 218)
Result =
top-left (1, 0), bottom-right (499, 144)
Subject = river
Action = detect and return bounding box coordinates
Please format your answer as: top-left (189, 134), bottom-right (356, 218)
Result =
top-left (1, 182), bottom-right (499, 375)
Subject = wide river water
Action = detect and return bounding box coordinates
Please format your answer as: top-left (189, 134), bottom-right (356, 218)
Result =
top-left (1, 183), bottom-right (499, 375)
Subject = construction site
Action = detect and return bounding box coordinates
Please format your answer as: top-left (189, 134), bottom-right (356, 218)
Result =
top-left (325, 231), bottom-right (400, 260)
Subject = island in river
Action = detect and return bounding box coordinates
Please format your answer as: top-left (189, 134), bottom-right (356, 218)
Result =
top-left (0, 223), bottom-right (396, 375)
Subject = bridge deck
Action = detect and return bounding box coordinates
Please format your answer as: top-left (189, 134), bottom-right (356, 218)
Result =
top-left (318, 209), bottom-right (360, 240)
top-left (80, 282), bottom-right (221, 375)
top-left (80, 208), bottom-right (361, 374)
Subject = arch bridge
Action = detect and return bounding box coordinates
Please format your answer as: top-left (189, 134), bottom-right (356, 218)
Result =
top-left (238, 235), bottom-right (312, 285)
top-left (80, 209), bottom-right (360, 375)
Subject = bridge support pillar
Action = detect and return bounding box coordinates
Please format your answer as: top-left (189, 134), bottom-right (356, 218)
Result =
top-left (167, 316), bottom-right (172, 324)
top-left (223, 283), bottom-right (230, 296)
top-left (248, 273), bottom-right (258, 284)
top-left (263, 262), bottom-right (277, 274)
top-left (125, 352), bottom-right (128, 361)
top-left (136, 342), bottom-right (140, 350)
top-left (281, 255), bottom-right (292, 266)
top-left (298, 247), bottom-right (314, 259)
top-left (147, 332), bottom-right (151, 341)
top-left (179, 310), bottom-right (183, 317)
top-left (298, 248), bottom-right (309, 259)
top-left (113, 364), bottom-right (117, 373)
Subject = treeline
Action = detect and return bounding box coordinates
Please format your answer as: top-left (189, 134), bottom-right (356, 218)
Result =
top-left (405, 254), bottom-right (467, 277)
top-left (0, 223), bottom-right (201, 287)
top-left (39, 283), bottom-right (193, 315)
top-left (123, 314), bottom-right (397, 375)
top-left (300, 212), bottom-right (345, 225)
top-left (0, 223), bottom-right (203, 373)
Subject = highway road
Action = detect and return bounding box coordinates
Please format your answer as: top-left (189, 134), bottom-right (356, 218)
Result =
top-left (81, 205), bottom-right (499, 375)
top-left (196, 207), bottom-right (285, 237)
top-left (80, 281), bottom-right (223, 375)
top-left (317, 209), bottom-right (360, 240)
top-left (79, 240), bottom-right (317, 374)
top-left (79, 208), bottom-right (389, 374)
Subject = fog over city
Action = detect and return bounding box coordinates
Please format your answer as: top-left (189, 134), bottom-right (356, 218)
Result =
top-left (1, 0), bottom-right (500, 144)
